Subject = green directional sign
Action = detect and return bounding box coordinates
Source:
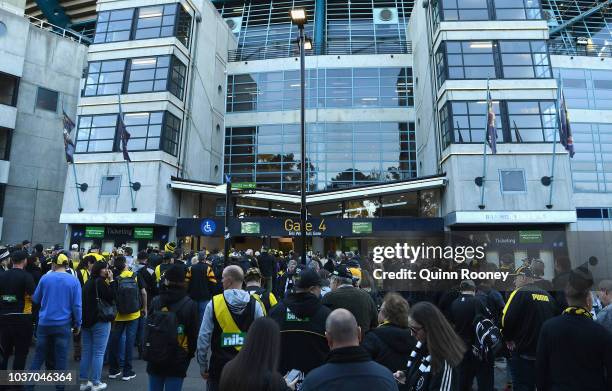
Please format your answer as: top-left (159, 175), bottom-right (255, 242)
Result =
top-left (241, 222), bottom-right (261, 234)
top-left (352, 222), bottom-right (372, 235)
top-left (519, 230), bottom-right (543, 244)
top-left (134, 227), bottom-right (154, 239)
top-left (85, 226), bottom-right (105, 238)
top-left (232, 182), bottom-right (256, 190)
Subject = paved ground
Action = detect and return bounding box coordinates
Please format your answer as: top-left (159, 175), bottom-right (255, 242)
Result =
top-left (22, 347), bottom-right (205, 391)
top-left (18, 347), bottom-right (509, 391)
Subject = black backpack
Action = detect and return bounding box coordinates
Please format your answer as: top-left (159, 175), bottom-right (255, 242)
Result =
top-left (143, 296), bottom-right (190, 364)
top-left (473, 315), bottom-right (503, 362)
top-left (116, 274), bottom-right (141, 314)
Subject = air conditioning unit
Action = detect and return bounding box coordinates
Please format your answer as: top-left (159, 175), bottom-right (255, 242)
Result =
top-left (373, 7), bottom-right (398, 24)
top-left (224, 17), bottom-right (242, 34)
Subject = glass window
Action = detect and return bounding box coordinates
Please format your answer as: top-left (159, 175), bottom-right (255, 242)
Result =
top-left (445, 41), bottom-right (496, 80)
top-left (507, 101), bottom-right (556, 142)
top-left (122, 112), bottom-right (163, 152)
top-left (75, 114), bottom-right (117, 153)
top-left (36, 87), bottom-right (58, 112)
top-left (447, 100), bottom-right (501, 145)
top-left (169, 57), bottom-right (187, 100)
top-left (441, 0), bottom-right (490, 21)
top-left (493, 0), bottom-right (541, 20)
top-left (439, 0), bottom-right (542, 22)
top-left (162, 112), bottom-right (181, 156)
top-left (0, 72), bottom-right (19, 106)
top-left (135, 4), bottom-right (178, 40)
top-left (127, 56), bottom-right (170, 94)
top-left (499, 40), bottom-right (551, 79)
top-left (175, 5), bottom-right (192, 47)
top-left (94, 8), bottom-right (134, 43)
top-left (83, 60), bottom-right (126, 96)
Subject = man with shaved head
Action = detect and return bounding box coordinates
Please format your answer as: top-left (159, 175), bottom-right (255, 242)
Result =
top-left (301, 309), bottom-right (399, 391)
top-left (196, 265), bottom-right (264, 391)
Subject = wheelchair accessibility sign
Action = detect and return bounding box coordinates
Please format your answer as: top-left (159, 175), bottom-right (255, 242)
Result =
top-left (200, 219), bottom-right (217, 236)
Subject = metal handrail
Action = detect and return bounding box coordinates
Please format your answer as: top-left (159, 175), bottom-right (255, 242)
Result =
top-left (24, 14), bottom-right (92, 45)
top-left (548, 42), bottom-right (612, 58)
top-left (228, 41), bottom-right (412, 61)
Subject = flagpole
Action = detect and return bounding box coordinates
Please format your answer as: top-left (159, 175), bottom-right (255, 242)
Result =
top-left (118, 95), bottom-right (137, 212)
top-left (546, 78), bottom-right (562, 209)
top-left (72, 162), bottom-right (83, 212)
top-left (478, 79), bottom-right (490, 210)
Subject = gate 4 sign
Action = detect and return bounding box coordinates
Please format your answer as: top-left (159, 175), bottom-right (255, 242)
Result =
top-left (284, 218), bottom-right (327, 236)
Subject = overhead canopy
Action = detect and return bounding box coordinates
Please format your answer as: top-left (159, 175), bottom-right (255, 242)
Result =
top-left (169, 174), bottom-right (447, 205)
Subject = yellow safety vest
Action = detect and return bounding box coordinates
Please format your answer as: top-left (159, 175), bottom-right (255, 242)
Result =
top-left (213, 294), bottom-right (246, 351)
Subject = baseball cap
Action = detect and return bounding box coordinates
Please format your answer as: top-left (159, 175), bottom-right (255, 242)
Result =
top-left (55, 253), bottom-right (70, 266)
top-left (295, 268), bottom-right (322, 289)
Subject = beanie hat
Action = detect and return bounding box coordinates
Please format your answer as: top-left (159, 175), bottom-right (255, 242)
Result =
top-left (164, 242), bottom-right (176, 253)
top-left (164, 264), bottom-right (185, 283)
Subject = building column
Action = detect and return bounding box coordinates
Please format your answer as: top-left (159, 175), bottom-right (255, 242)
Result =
top-left (314, 0), bottom-right (325, 55)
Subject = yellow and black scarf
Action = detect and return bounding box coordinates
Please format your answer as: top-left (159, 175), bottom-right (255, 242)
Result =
top-left (563, 306), bottom-right (592, 319)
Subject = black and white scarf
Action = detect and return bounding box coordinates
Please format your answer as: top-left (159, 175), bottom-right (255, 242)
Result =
top-left (406, 341), bottom-right (432, 374)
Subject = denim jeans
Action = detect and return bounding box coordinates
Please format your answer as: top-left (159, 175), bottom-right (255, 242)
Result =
top-left (28, 323), bottom-right (72, 391)
top-left (136, 316), bottom-right (145, 352)
top-left (79, 322), bottom-right (111, 385)
top-left (148, 375), bottom-right (184, 391)
top-left (109, 319), bottom-right (138, 374)
top-left (508, 353), bottom-right (536, 391)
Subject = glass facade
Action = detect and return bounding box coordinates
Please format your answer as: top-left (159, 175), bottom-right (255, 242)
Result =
top-left (93, 3), bottom-right (192, 47)
top-left (83, 56), bottom-right (187, 100)
top-left (570, 123), bottom-right (612, 193)
top-left (435, 0), bottom-right (542, 22)
top-left (75, 112), bottom-right (181, 156)
top-left (215, 0), bottom-right (414, 59)
top-left (554, 68), bottom-right (612, 110)
top-left (436, 40), bottom-right (551, 86)
top-left (224, 122), bottom-right (416, 191)
top-left (227, 67), bottom-right (413, 112)
top-left (440, 100), bottom-right (557, 148)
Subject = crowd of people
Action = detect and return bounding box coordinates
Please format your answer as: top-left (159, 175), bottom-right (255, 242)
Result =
top-left (0, 240), bottom-right (611, 391)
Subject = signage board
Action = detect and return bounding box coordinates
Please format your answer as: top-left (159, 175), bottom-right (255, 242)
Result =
top-left (352, 221), bottom-right (373, 234)
top-left (519, 230), bottom-right (543, 244)
top-left (85, 226), bottom-right (105, 238)
top-left (134, 227), bottom-right (153, 239)
top-left (241, 221), bottom-right (260, 234)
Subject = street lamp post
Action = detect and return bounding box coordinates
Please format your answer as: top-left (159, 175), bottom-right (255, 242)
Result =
top-left (291, 8), bottom-right (309, 264)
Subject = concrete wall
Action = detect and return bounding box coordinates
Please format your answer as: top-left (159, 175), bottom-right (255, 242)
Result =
top-left (0, 7), bottom-right (87, 246)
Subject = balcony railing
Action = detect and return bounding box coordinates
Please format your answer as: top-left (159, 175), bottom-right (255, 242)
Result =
top-left (25, 15), bottom-right (91, 45)
top-left (548, 42), bottom-right (612, 58)
top-left (228, 41), bottom-right (412, 62)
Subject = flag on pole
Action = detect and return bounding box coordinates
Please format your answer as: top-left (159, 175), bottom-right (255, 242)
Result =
top-left (558, 89), bottom-right (575, 158)
top-left (117, 98), bottom-right (131, 162)
top-left (456, 121), bottom-right (464, 143)
top-left (486, 91), bottom-right (497, 154)
top-left (62, 110), bottom-right (76, 163)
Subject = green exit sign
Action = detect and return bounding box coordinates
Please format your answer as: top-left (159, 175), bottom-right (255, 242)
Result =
top-left (134, 227), bottom-right (153, 239)
top-left (352, 222), bottom-right (372, 235)
top-left (519, 230), bottom-right (543, 243)
top-left (241, 222), bottom-right (260, 234)
top-left (85, 226), bottom-right (105, 238)
top-left (232, 182), bottom-right (256, 190)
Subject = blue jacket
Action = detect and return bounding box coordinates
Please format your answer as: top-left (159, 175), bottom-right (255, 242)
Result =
top-left (301, 346), bottom-right (399, 391)
top-left (33, 271), bottom-right (82, 328)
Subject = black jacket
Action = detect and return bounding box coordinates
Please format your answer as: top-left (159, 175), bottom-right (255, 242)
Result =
top-left (502, 284), bottom-right (559, 356)
top-left (188, 262), bottom-right (213, 302)
top-left (536, 311), bottom-right (612, 391)
top-left (362, 323), bottom-right (416, 390)
top-left (257, 252), bottom-right (276, 278)
top-left (322, 286), bottom-right (378, 336)
top-left (82, 277), bottom-right (115, 329)
top-left (301, 346), bottom-right (399, 391)
top-left (270, 292), bottom-right (331, 374)
top-left (449, 294), bottom-right (488, 347)
top-left (146, 287), bottom-right (200, 378)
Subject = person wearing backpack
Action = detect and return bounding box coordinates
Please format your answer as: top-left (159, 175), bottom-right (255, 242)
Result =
top-left (188, 251), bottom-right (217, 320)
top-left (244, 267), bottom-right (278, 315)
top-left (145, 265), bottom-right (200, 391)
top-left (449, 280), bottom-right (494, 391)
top-left (108, 256), bottom-right (147, 381)
top-left (155, 252), bottom-right (174, 288)
top-left (196, 265), bottom-right (265, 391)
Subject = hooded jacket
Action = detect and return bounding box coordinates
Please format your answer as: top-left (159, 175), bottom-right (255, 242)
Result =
top-left (362, 322), bottom-right (416, 390)
top-left (196, 289), bottom-right (265, 380)
top-left (301, 346), bottom-right (399, 391)
top-left (270, 291), bottom-right (331, 374)
top-left (146, 286), bottom-right (200, 378)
